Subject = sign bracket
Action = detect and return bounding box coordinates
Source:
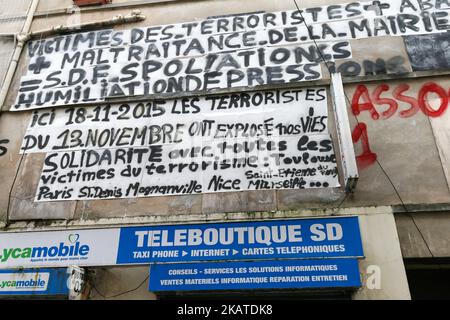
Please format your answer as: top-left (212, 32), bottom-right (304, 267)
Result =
top-left (330, 72), bottom-right (359, 193)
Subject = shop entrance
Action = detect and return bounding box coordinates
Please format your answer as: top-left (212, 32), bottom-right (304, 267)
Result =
top-left (405, 258), bottom-right (450, 300)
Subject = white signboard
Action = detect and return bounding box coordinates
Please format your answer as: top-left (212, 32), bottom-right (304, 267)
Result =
top-left (331, 73), bottom-right (358, 191)
top-left (0, 272), bottom-right (50, 292)
top-left (68, 266), bottom-right (86, 300)
top-left (0, 229), bottom-right (120, 269)
top-left (24, 88), bottom-right (340, 202)
top-left (12, 1), bottom-right (450, 110)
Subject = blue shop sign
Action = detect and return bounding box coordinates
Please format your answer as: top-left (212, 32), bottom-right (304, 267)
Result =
top-left (149, 258), bottom-right (361, 292)
top-left (0, 268), bottom-right (69, 296)
top-left (117, 216), bottom-right (364, 264)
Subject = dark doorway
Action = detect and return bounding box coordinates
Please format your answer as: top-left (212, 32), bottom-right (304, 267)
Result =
top-left (405, 259), bottom-right (450, 300)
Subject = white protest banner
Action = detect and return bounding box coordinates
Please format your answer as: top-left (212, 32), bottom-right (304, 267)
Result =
top-left (35, 135), bottom-right (339, 201)
top-left (13, 1), bottom-right (450, 110)
top-left (21, 88), bottom-right (329, 153)
top-left (26, 87), bottom-right (340, 202)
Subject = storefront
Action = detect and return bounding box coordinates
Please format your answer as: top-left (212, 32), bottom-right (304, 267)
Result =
top-left (0, 216), bottom-right (369, 299)
top-left (1, 0), bottom-right (450, 300)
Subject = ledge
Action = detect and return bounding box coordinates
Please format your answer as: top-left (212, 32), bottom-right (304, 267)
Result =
top-left (35, 0), bottom-right (195, 18)
top-left (0, 205), bottom-right (394, 232)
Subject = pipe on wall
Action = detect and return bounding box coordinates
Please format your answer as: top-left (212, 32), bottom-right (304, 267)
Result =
top-left (24, 10), bottom-right (145, 42)
top-left (0, 7), bottom-right (146, 112)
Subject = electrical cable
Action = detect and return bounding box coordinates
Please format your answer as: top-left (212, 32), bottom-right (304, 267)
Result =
top-left (6, 151), bottom-right (27, 220)
top-left (330, 191), bottom-right (349, 216)
top-left (293, 0), bottom-right (435, 257)
top-left (91, 274), bottom-right (150, 299)
top-left (294, 0), bottom-right (348, 215)
top-left (293, 0), bottom-right (334, 75)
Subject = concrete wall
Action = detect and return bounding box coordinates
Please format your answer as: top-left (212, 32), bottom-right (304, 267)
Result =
top-left (1, 0), bottom-right (450, 222)
top-left (0, 0), bottom-right (449, 300)
top-left (0, 0), bottom-right (31, 88)
top-left (89, 265), bottom-right (157, 300)
top-left (0, 38), bottom-right (15, 87)
top-left (352, 209), bottom-right (410, 300)
top-left (396, 212), bottom-right (450, 258)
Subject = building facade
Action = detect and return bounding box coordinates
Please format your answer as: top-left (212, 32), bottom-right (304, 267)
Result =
top-left (0, 0), bottom-right (449, 300)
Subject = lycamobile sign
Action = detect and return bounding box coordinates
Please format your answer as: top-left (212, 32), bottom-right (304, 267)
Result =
top-left (0, 273), bottom-right (48, 292)
top-left (0, 229), bottom-right (120, 269)
top-left (0, 269), bottom-right (72, 296)
top-left (0, 234), bottom-right (89, 263)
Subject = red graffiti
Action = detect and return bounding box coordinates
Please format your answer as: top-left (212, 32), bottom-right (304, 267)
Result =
top-left (418, 83), bottom-right (449, 117)
top-left (350, 82), bottom-right (449, 169)
top-left (372, 84), bottom-right (397, 119)
top-left (352, 82), bottom-right (449, 120)
top-left (352, 123), bottom-right (377, 170)
top-left (351, 85), bottom-right (380, 120)
top-left (392, 84), bottom-right (420, 118)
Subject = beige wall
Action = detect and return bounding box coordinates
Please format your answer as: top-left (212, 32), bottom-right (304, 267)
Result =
top-left (353, 209), bottom-right (410, 300)
top-left (2, 3), bottom-right (450, 221)
top-left (396, 212), bottom-right (450, 258)
top-left (89, 265), bottom-right (157, 300)
top-left (1, 0), bottom-right (449, 300)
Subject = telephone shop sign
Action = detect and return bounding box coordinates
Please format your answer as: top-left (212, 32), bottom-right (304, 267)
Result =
top-left (117, 216), bottom-right (364, 264)
top-left (149, 259), bottom-right (361, 292)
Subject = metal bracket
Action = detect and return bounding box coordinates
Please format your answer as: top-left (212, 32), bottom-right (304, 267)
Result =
top-left (330, 72), bottom-right (359, 193)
